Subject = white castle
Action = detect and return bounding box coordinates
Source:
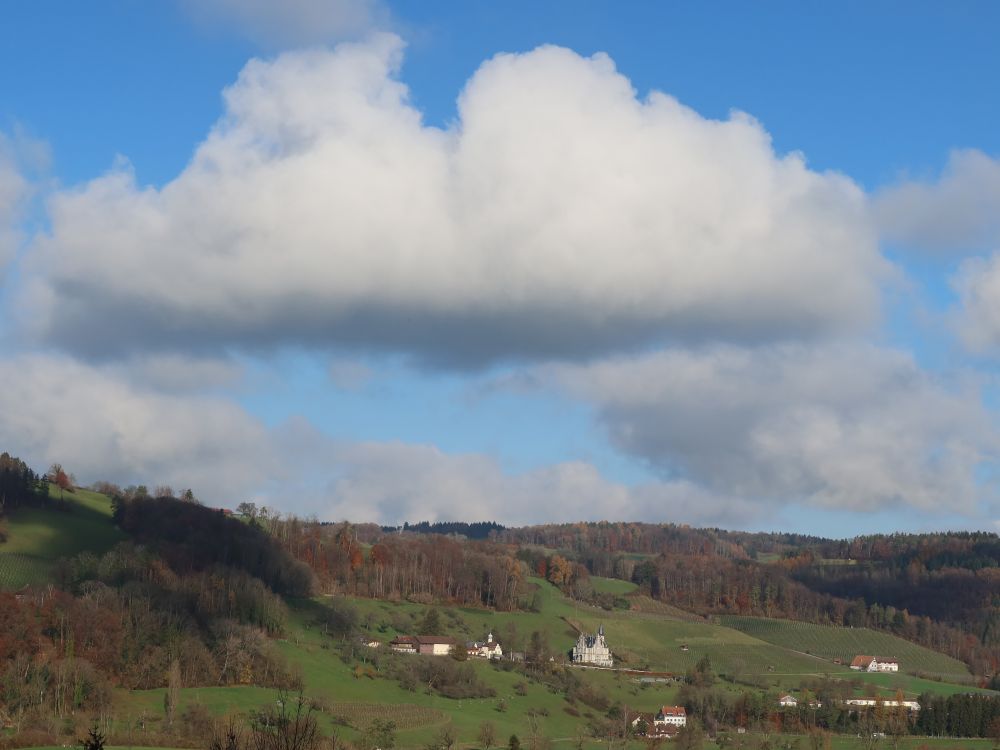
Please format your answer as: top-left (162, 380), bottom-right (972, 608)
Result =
top-left (572, 624), bottom-right (613, 667)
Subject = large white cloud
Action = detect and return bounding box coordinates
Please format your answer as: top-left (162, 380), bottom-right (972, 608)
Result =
top-left (553, 343), bottom-right (999, 516)
top-left (22, 35), bottom-right (884, 366)
top-left (875, 149), bottom-right (1000, 255)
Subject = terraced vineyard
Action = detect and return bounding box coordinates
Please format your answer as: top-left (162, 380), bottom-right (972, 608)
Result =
top-left (0, 485), bottom-right (125, 589)
top-left (0, 551), bottom-right (53, 588)
top-left (328, 702), bottom-right (445, 729)
top-left (720, 615), bottom-right (971, 679)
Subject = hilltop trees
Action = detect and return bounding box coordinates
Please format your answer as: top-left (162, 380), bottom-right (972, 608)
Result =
top-left (0, 452), bottom-right (45, 515)
top-left (48, 463), bottom-right (74, 497)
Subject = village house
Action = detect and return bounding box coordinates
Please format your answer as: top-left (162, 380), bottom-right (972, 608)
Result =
top-left (655, 705), bottom-right (687, 728)
top-left (629, 711), bottom-right (678, 739)
top-left (779, 694), bottom-right (798, 708)
top-left (466, 632), bottom-right (503, 660)
top-left (849, 655), bottom-right (899, 672)
top-left (572, 624), bottom-right (613, 667)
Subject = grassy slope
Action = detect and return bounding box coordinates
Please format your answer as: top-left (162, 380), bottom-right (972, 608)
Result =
top-left (589, 576), bottom-right (638, 596)
top-left (0, 484), bottom-right (125, 589)
top-left (720, 616), bottom-right (972, 680)
top-left (113, 578), bottom-right (994, 749)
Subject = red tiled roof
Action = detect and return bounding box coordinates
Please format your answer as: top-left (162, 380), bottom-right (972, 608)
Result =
top-left (416, 636), bottom-right (457, 645)
top-left (659, 705), bottom-right (686, 717)
top-left (850, 655), bottom-right (873, 668)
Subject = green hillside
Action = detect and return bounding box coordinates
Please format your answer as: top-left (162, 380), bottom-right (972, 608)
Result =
top-left (720, 615), bottom-right (972, 680)
top-left (0, 484), bottom-right (125, 589)
top-left (108, 578), bottom-right (993, 749)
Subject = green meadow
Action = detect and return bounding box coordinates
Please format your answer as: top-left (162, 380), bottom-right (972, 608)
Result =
top-left (110, 578), bottom-right (993, 749)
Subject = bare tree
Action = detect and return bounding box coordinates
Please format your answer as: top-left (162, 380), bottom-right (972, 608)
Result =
top-left (478, 721), bottom-right (497, 750)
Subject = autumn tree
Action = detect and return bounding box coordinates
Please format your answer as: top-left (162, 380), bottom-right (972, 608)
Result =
top-left (49, 463), bottom-right (73, 498)
top-left (547, 555), bottom-right (573, 587)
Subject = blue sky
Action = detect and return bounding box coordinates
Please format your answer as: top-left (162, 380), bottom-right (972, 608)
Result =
top-left (1, 1), bottom-right (999, 537)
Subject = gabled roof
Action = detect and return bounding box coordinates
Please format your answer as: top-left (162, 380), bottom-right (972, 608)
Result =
top-left (658, 705), bottom-right (686, 717)
top-left (391, 635), bottom-right (418, 644)
top-left (416, 635), bottom-right (457, 645)
top-left (850, 654), bottom-right (874, 668)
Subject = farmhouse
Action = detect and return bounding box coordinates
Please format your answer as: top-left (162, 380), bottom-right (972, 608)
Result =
top-left (849, 655), bottom-right (899, 672)
top-left (655, 705), bottom-right (687, 727)
top-left (466, 632), bottom-right (503, 660)
top-left (416, 635), bottom-right (457, 656)
top-left (389, 635), bottom-right (418, 654)
top-left (779, 695), bottom-right (798, 707)
top-left (572, 624), bottom-right (613, 667)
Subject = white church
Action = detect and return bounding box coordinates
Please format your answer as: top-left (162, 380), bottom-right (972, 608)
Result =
top-left (572, 624), bottom-right (613, 667)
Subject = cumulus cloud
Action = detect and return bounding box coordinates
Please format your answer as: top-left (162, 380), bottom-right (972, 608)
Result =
top-left (553, 343), bottom-right (999, 516)
top-left (314, 441), bottom-right (759, 527)
top-left (23, 35), bottom-right (884, 366)
top-left (952, 252), bottom-right (1000, 353)
top-left (0, 353), bottom-right (761, 526)
top-left (875, 149), bottom-right (1000, 255)
top-left (0, 135), bottom-right (32, 273)
top-left (0, 355), bottom-right (277, 500)
top-left (182, 0), bottom-right (386, 48)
